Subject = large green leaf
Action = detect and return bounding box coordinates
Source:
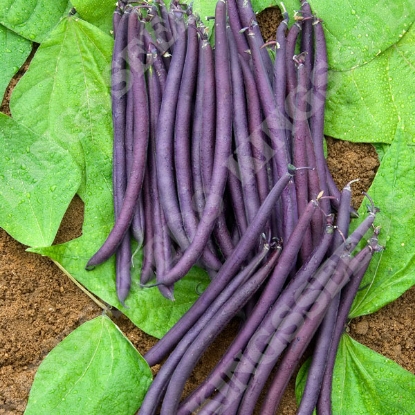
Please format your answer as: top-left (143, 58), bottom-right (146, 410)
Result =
top-left (10, 16), bottom-right (115, 197)
top-left (0, 0), bottom-right (70, 43)
top-left (296, 335), bottom-right (415, 414)
top-left (325, 21), bottom-right (415, 144)
top-left (348, 126), bottom-right (415, 317)
top-left (71, 0), bottom-right (115, 36)
top-left (0, 113), bottom-right (81, 247)
top-left (309, 0), bottom-right (415, 70)
top-left (0, 24), bottom-right (31, 98)
top-left (25, 316), bottom-right (152, 415)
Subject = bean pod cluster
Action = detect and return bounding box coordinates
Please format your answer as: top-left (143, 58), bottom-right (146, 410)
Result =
top-left (86, 0), bottom-right (382, 413)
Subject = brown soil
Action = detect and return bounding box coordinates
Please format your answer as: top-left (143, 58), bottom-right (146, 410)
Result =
top-left (2, 10), bottom-right (415, 415)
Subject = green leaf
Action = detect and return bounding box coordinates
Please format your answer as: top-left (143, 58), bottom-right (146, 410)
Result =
top-left (25, 315), bottom-right (152, 415)
top-left (325, 17), bottom-right (415, 145)
top-left (308, 0), bottom-right (415, 70)
top-left (296, 335), bottom-right (415, 414)
top-left (333, 335), bottom-right (415, 414)
top-left (71, 0), bottom-right (115, 36)
top-left (0, 24), bottom-right (31, 98)
top-left (0, 0), bottom-right (71, 43)
top-left (30, 240), bottom-right (210, 338)
top-left (10, 16), bottom-right (114, 197)
top-left (325, 52), bottom-right (397, 144)
top-left (0, 113), bottom-right (81, 247)
top-left (348, 126), bottom-right (415, 317)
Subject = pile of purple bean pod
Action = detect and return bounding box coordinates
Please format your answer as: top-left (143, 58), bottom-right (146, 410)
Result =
top-left (85, 0), bottom-right (384, 413)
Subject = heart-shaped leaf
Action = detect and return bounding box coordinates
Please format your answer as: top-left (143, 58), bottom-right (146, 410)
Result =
top-left (325, 21), bottom-right (415, 144)
top-left (10, 16), bottom-right (115, 198)
top-left (0, 113), bottom-right (81, 247)
top-left (296, 334), bottom-right (415, 414)
top-left (349, 126), bottom-right (415, 317)
top-left (25, 315), bottom-right (152, 415)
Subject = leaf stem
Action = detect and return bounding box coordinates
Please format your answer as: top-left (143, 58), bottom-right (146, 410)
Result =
top-left (52, 260), bottom-right (112, 315)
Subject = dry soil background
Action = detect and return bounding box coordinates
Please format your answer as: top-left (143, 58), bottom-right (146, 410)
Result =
top-left (1, 7), bottom-right (415, 415)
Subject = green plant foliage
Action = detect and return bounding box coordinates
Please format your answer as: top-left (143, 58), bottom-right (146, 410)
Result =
top-left (325, 21), bottom-right (415, 144)
top-left (349, 126), bottom-right (415, 317)
top-left (71, 0), bottom-right (115, 36)
top-left (0, 113), bottom-right (81, 247)
top-left (10, 16), bottom-right (115, 197)
top-left (0, 24), bottom-right (31, 98)
top-left (296, 335), bottom-right (415, 414)
top-left (309, 0), bottom-right (415, 70)
top-left (0, 0), bottom-right (71, 43)
top-left (25, 316), bottom-right (152, 415)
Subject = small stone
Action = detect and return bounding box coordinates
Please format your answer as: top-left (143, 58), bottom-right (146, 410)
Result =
top-left (354, 320), bottom-right (369, 335)
top-left (393, 344), bottom-right (402, 356)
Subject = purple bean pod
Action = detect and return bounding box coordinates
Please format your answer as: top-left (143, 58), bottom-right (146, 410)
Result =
top-left (226, 167), bottom-right (249, 237)
top-left (116, 232), bottom-right (132, 304)
top-left (228, 26), bottom-right (261, 226)
top-left (140, 171), bottom-right (155, 286)
top-left (146, 41), bottom-right (167, 94)
top-left (155, 0), bottom-right (173, 47)
top-left (238, 55), bottom-right (271, 208)
top-left (86, 11), bottom-right (150, 270)
top-left (110, 10), bottom-right (131, 302)
top-left (309, 17), bottom-right (331, 214)
top-left (300, 1), bottom-right (314, 87)
top-left (191, 36), bottom-right (207, 220)
top-left (285, 22), bottom-right (302, 124)
top-left (304, 128), bottom-right (325, 246)
top-left (112, 7), bottom-right (123, 38)
top-left (128, 12), bottom-right (147, 248)
top-left (149, 4), bottom-right (170, 55)
top-left (293, 54), bottom-right (313, 262)
top-left (227, 0), bottom-right (250, 61)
